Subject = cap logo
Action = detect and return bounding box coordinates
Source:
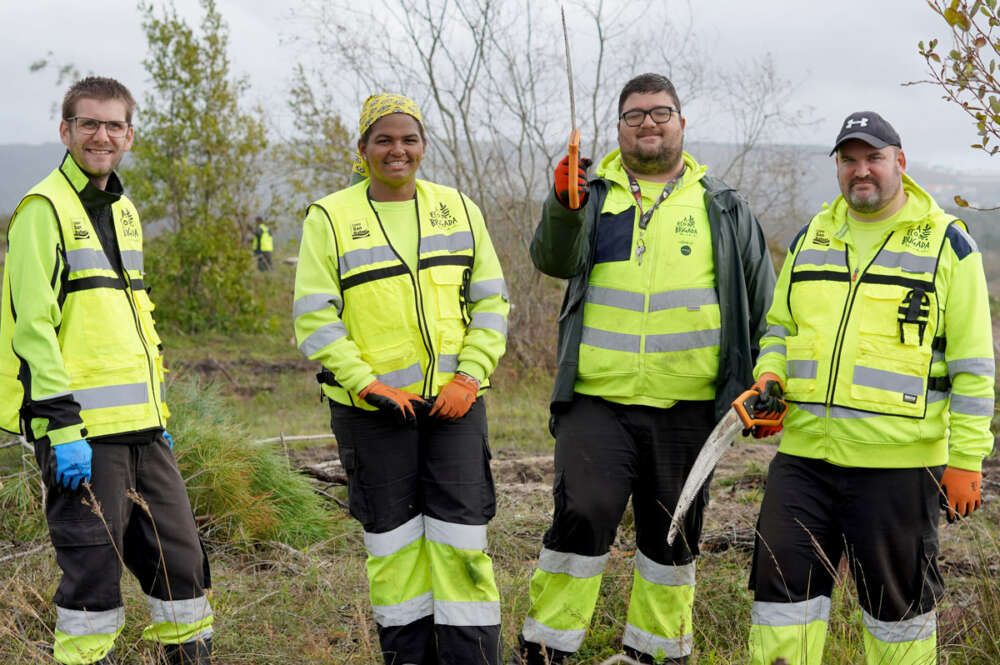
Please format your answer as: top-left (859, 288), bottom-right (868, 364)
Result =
top-left (845, 118), bottom-right (869, 129)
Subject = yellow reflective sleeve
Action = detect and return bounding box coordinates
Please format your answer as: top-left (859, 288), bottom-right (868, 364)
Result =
top-left (754, 247), bottom-right (796, 384)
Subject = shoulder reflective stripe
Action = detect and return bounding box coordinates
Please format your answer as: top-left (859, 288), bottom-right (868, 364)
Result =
top-left (586, 285), bottom-right (644, 312)
top-left (623, 622), bottom-right (692, 659)
top-left (424, 515), bottom-right (487, 550)
top-left (582, 326), bottom-right (640, 353)
top-left (469, 278), bottom-right (507, 302)
top-left (420, 231), bottom-right (474, 254)
top-left (65, 248), bottom-right (113, 272)
top-left (538, 547), bottom-right (608, 578)
top-left (364, 514), bottom-right (424, 557)
top-left (146, 595), bottom-right (213, 626)
top-left (795, 403), bottom-right (878, 419)
top-left (120, 250), bottom-right (143, 273)
top-left (634, 550), bottom-right (694, 586)
top-left (56, 606), bottom-right (125, 636)
top-left (437, 354), bottom-right (459, 374)
top-left (947, 223), bottom-right (979, 257)
top-left (788, 359), bottom-right (818, 379)
top-left (341, 264), bottom-right (409, 291)
top-left (648, 287), bottom-right (717, 312)
top-left (759, 344), bottom-right (786, 358)
top-left (293, 293), bottom-right (342, 319)
top-left (853, 366), bottom-right (924, 396)
top-left (790, 269), bottom-right (851, 284)
top-left (65, 276), bottom-right (124, 293)
top-left (948, 357), bottom-right (996, 380)
top-left (858, 273), bottom-right (935, 292)
top-left (751, 597), bottom-right (831, 627)
top-left (378, 363), bottom-right (424, 389)
top-left (950, 394), bottom-right (994, 416)
top-left (470, 312), bottom-right (508, 336)
top-left (767, 324), bottom-right (790, 339)
top-left (861, 608), bottom-right (935, 643)
top-left (372, 590), bottom-right (434, 627)
top-left (298, 321), bottom-right (348, 357)
top-left (434, 599), bottom-right (501, 627)
top-left (339, 245), bottom-right (398, 274)
top-left (871, 250), bottom-right (937, 274)
top-left (418, 254), bottom-right (474, 270)
top-left (75, 383), bottom-right (148, 411)
top-left (522, 616), bottom-right (587, 652)
top-left (795, 248), bottom-right (847, 267)
top-left (646, 328), bottom-right (721, 353)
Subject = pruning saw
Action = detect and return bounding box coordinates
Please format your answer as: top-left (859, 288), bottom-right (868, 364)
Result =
top-left (560, 6), bottom-right (581, 208)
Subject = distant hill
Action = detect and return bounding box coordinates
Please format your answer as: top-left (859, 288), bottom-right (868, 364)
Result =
top-left (1, 143), bottom-right (66, 213)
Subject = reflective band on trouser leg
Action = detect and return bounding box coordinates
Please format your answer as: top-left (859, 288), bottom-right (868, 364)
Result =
top-left (424, 517), bottom-right (500, 624)
top-left (861, 609), bottom-right (936, 665)
top-left (142, 595), bottom-right (214, 645)
top-left (623, 551), bottom-right (695, 660)
top-left (366, 515), bottom-right (434, 627)
top-left (748, 598), bottom-right (831, 665)
top-left (522, 547), bottom-right (609, 653)
top-left (54, 606), bottom-right (124, 665)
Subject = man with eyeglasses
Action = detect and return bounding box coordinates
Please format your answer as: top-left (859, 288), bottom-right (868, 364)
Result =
top-left (515, 72), bottom-right (775, 664)
top-left (0, 77), bottom-right (213, 664)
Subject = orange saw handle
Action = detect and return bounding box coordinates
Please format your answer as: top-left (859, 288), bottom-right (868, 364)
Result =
top-left (568, 129), bottom-right (581, 209)
top-left (732, 387), bottom-right (788, 429)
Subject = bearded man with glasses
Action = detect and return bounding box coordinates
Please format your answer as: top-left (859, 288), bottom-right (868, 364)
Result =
top-left (515, 72), bottom-right (775, 664)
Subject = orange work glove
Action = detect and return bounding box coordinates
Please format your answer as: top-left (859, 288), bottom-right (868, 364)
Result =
top-left (553, 155), bottom-right (592, 210)
top-left (359, 380), bottom-right (428, 425)
top-left (746, 372), bottom-right (785, 439)
top-left (940, 466), bottom-right (983, 522)
top-left (429, 372), bottom-right (479, 420)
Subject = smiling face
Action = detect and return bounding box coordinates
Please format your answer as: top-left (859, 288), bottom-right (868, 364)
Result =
top-left (59, 96), bottom-right (133, 190)
top-left (617, 90), bottom-right (686, 180)
top-left (836, 139), bottom-right (906, 216)
top-left (359, 113), bottom-right (426, 201)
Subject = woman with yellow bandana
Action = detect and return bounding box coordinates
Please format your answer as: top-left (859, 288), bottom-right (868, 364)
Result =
top-left (293, 93), bottom-right (510, 664)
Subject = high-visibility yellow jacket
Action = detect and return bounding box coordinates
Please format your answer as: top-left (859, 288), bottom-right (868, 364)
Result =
top-left (0, 153), bottom-right (168, 444)
top-left (293, 179), bottom-right (509, 409)
top-left (755, 174), bottom-right (995, 470)
top-left (255, 224), bottom-right (273, 253)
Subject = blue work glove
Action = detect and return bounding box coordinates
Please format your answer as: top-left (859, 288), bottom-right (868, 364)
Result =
top-left (163, 430), bottom-right (174, 449)
top-left (52, 439), bottom-right (92, 490)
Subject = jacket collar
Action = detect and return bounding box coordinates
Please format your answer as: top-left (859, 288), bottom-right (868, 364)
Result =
top-left (58, 151), bottom-right (123, 209)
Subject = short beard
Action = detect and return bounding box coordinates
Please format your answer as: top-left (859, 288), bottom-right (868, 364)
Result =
top-left (846, 190), bottom-right (884, 213)
top-left (621, 149), bottom-right (682, 176)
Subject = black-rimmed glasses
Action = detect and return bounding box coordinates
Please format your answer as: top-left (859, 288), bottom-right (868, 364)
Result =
top-left (65, 117), bottom-right (131, 138)
top-left (619, 106), bottom-right (677, 127)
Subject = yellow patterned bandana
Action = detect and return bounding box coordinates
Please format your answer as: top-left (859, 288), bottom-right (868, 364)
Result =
top-left (351, 93), bottom-right (424, 179)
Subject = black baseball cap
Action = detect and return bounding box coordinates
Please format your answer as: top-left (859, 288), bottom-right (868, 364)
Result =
top-left (830, 111), bottom-right (901, 155)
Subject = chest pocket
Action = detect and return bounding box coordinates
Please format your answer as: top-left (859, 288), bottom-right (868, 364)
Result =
top-left (594, 208), bottom-right (634, 264)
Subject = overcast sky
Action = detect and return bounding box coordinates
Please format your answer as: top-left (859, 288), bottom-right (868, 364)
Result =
top-left (6, 0), bottom-right (1000, 174)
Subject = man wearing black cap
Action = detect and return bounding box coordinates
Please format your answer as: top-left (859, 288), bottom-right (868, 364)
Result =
top-left (744, 111), bottom-right (995, 664)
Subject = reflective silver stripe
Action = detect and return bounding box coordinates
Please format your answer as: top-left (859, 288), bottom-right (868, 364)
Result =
top-left (871, 250), bottom-right (937, 274)
top-left (298, 321), bottom-right (348, 357)
top-left (339, 245), bottom-right (397, 274)
top-left (645, 328), bottom-right (720, 353)
top-left (759, 344), bottom-right (786, 358)
top-left (586, 285), bottom-right (644, 312)
top-left (853, 366), bottom-right (924, 396)
top-left (950, 394), bottom-right (994, 416)
top-left (425, 516), bottom-right (487, 550)
top-left (796, 248), bottom-right (846, 266)
top-left (364, 514), bottom-right (424, 558)
top-left (120, 250), bottom-right (144, 273)
top-left (372, 590), bottom-right (434, 627)
top-left (948, 357), bottom-right (995, 380)
top-left (75, 383), bottom-right (148, 411)
top-left (648, 287), bottom-right (717, 312)
top-left (56, 606), bottom-right (124, 636)
top-left (635, 550), bottom-right (695, 586)
top-left (932, 349), bottom-right (945, 364)
top-left (378, 363), bottom-right (423, 389)
top-left (788, 359), bottom-right (818, 380)
top-left (438, 354), bottom-right (459, 374)
top-left (861, 608), bottom-right (936, 643)
top-left (522, 616), bottom-right (587, 652)
top-left (623, 622), bottom-right (692, 659)
top-left (795, 403), bottom-right (877, 419)
top-left (66, 248), bottom-right (113, 272)
top-left (147, 595), bottom-right (213, 626)
top-left (434, 599), bottom-right (501, 627)
top-left (469, 278), bottom-right (507, 302)
top-left (470, 312), bottom-right (508, 336)
top-left (928, 390), bottom-right (949, 404)
top-left (751, 597), bottom-right (831, 627)
top-left (293, 292), bottom-right (342, 319)
top-left (37, 390), bottom-right (72, 402)
top-left (421, 231), bottom-right (474, 254)
top-left (767, 324), bottom-right (790, 339)
top-left (950, 224), bottom-right (979, 252)
top-left (582, 326), bottom-right (640, 353)
top-left (537, 547), bottom-right (608, 579)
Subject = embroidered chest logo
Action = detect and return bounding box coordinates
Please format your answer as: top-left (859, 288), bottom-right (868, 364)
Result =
top-left (120, 209), bottom-right (140, 240)
top-left (350, 220), bottom-right (370, 239)
top-left (813, 230), bottom-right (830, 246)
top-left (429, 203), bottom-right (458, 229)
top-left (901, 223), bottom-right (932, 251)
top-left (71, 219), bottom-right (90, 240)
top-left (674, 215), bottom-right (698, 237)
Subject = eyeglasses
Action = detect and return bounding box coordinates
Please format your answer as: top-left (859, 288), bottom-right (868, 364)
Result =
top-left (619, 106), bottom-right (677, 127)
top-left (65, 116), bottom-right (131, 138)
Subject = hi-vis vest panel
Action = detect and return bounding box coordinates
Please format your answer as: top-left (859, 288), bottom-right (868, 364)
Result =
top-left (312, 181), bottom-right (479, 407)
top-left (785, 218), bottom-right (952, 418)
top-left (0, 164), bottom-right (167, 437)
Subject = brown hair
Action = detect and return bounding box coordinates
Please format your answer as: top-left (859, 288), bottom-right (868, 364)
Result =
top-left (617, 73), bottom-right (681, 116)
top-left (62, 76), bottom-right (137, 123)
